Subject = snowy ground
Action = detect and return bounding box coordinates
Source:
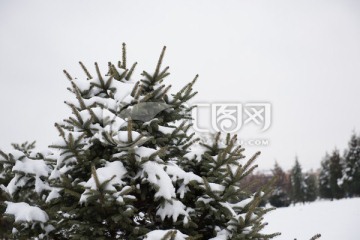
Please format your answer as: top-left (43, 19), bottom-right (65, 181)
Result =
top-left (263, 198), bottom-right (360, 240)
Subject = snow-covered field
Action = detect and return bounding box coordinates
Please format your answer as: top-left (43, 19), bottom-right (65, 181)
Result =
top-left (264, 198), bottom-right (360, 240)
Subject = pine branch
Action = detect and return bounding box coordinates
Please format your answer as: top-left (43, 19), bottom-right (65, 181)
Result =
top-left (95, 62), bottom-right (105, 88)
top-left (63, 70), bottom-right (73, 80)
top-left (309, 234), bottom-right (321, 240)
top-left (154, 46), bottom-right (166, 79)
top-left (126, 62), bottom-right (137, 80)
top-left (91, 164), bottom-right (102, 191)
top-left (122, 42), bottom-right (127, 69)
top-left (127, 118), bottom-right (133, 143)
top-left (79, 61), bottom-right (92, 79)
top-left (130, 81), bottom-right (140, 97)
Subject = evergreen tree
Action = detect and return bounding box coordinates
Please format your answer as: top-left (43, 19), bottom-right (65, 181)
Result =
top-left (0, 44), bottom-right (282, 239)
top-left (328, 149), bottom-right (344, 199)
top-left (342, 132), bottom-right (360, 197)
top-left (319, 153), bottom-right (332, 199)
top-left (268, 162), bottom-right (291, 207)
top-left (304, 171), bottom-right (318, 202)
top-left (240, 171), bottom-right (273, 207)
top-left (290, 158), bottom-right (305, 204)
top-left (0, 142), bottom-right (53, 239)
top-left (319, 150), bottom-right (345, 200)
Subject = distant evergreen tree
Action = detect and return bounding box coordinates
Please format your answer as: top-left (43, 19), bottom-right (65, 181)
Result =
top-left (319, 150), bottom-right (345, 200)
top-left (0, 44), bottom-right (283, 239)
top-left (268, 162), bottom-right (291, 207)
top-left (342, 132), bottom-right (360, 197)
top-left (319, 153), bottom-right (332, 199)
top-left (290, 158), bottom-right (305, 204)
top-left (328, 149), bottom-right (345, 199)
top-left (240, 171), bottom-right (273, 207)
top-left (304, 171), bottom-right (318, 202)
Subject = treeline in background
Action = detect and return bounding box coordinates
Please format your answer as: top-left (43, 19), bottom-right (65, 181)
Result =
top-left (243, 132), bottom-right (360, 207)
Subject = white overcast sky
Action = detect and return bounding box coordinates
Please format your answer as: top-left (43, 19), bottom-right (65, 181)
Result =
top-left (1, 0), bottom-right (360, 171)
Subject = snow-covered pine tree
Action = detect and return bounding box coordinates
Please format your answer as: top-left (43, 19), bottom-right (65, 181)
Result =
top-left (342, 132), bottom-right (360, 197)
top-left (328, 149), bottom-right (345, 199)
top-left (303, 171), bottom-right (318, 202)
top-left (268, 162), bottom-right (290, 207)
top-left (290, 157), bottom-right (305, 204)
top-left (0, 44), bottom-right (281, 239)
top-left (0, 142), bottom-right (53, 239)
top-left (319, 153), bottom-right (332, 199)
top-left (319, 150), bottom-right (345, 200)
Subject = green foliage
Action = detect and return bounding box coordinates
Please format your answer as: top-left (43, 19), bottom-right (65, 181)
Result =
top-left (319, 154), bottom-right (332, 199)
top-left (268, 162), bottom-right (291, 207)
top-left (0, 44), bottom-right (280, 239)
top-left (290, 158), bottom-right (305, 204)
top-left (304, 172), bottom-right (318, 202)
top-left (328, 150), bottom-right (345, 199)
top-left (319, 150), bottom-right (345, 200)
top-left (179, 133), bottom-right (279, 239)
top-left (0, 142), bottom-right (52, 239)
top-left (342, 133), bottom-right (360, 197)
